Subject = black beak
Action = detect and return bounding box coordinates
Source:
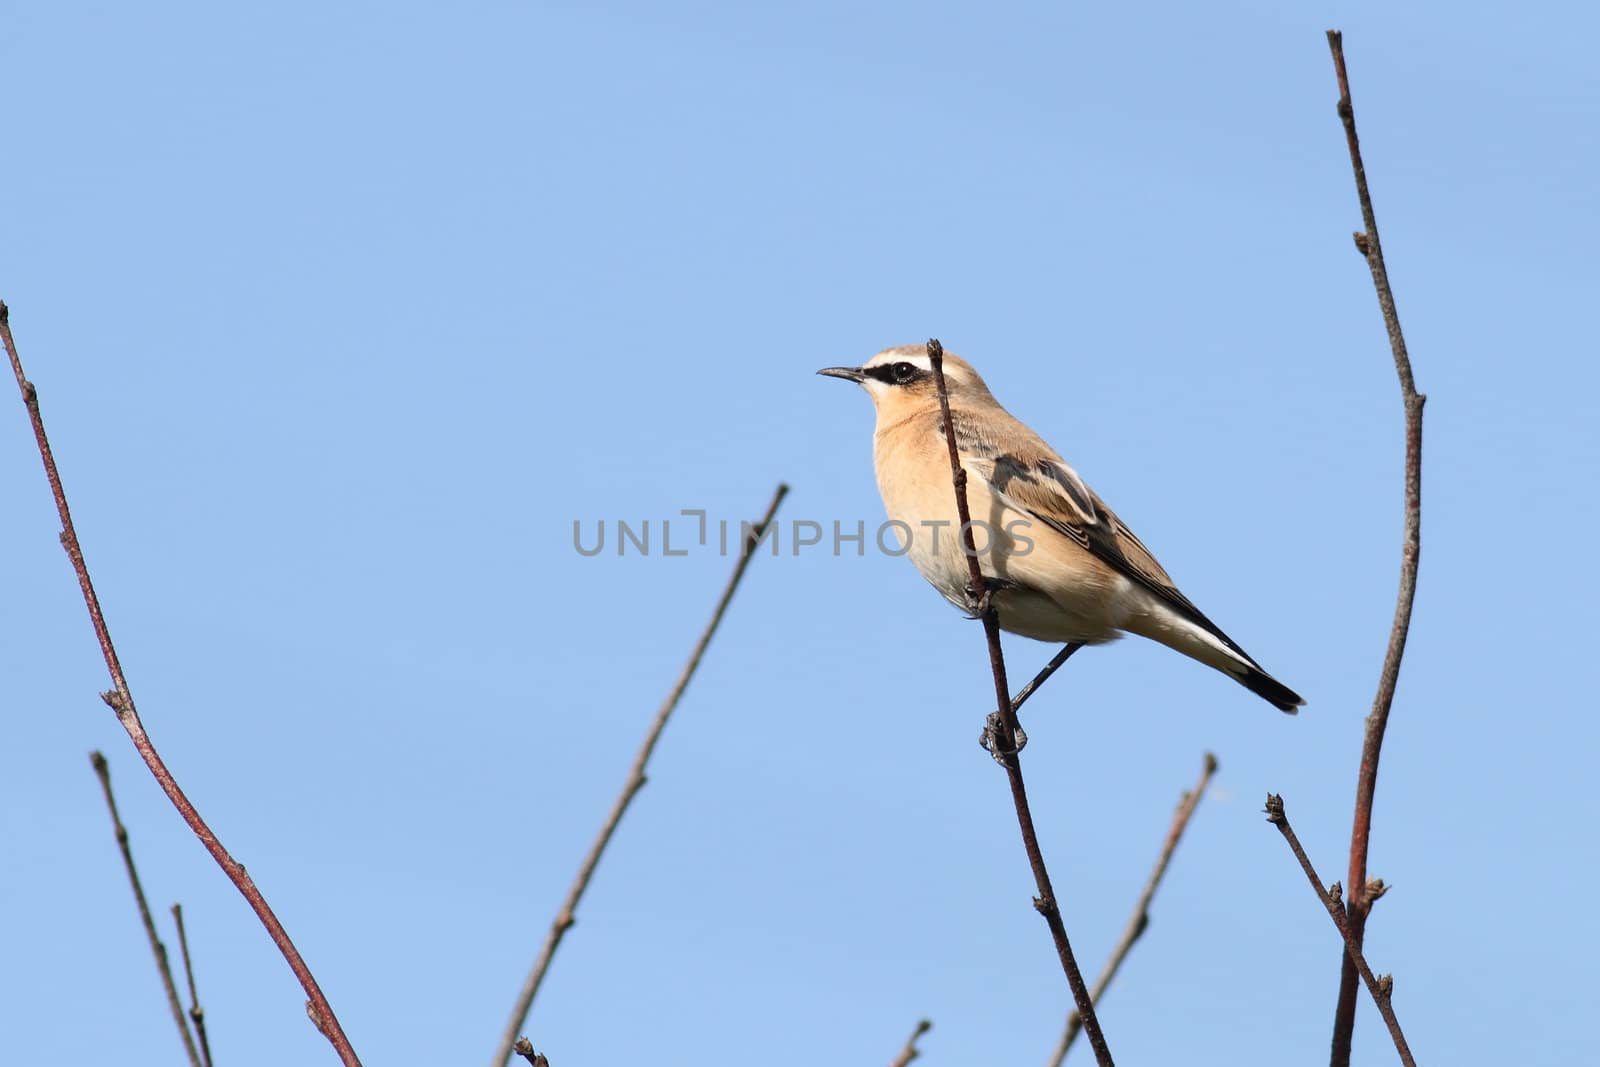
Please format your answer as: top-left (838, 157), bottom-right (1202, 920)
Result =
top-left (817, 366), bottom-right (867, 383)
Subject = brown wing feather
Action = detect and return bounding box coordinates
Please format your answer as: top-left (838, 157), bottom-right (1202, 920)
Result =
top-left (925, 403), bottom-right (1297, 707)
top-left (938, 410), bottom-right (1196, 606)
top-left (970, 444), bottom-right (1257, 665)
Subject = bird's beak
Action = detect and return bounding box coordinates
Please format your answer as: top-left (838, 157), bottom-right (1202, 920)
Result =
top-left (817, 366), bottom-right (867, 383)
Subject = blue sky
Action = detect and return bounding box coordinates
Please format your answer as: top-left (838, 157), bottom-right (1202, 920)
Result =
top-left (2, 2), bottom-right (1597, 1064)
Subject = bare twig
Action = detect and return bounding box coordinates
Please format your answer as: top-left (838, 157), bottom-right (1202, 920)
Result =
top-left (171, 904), bottom-right (214, 1067)
top-left (512, 1038), bottom-right (550, 1067)
top-left (925, 338), bottom-right (1113, 1067)
top-left (90, 753), bottom-right (204, 1067)
top-left (889, 1019), bottom-right (932, 1067)
top-left (1048, 753), bottom-right (1217, 1066)
top-left (1265, 796), bottom-right (1415, 1066)
top-left (1322, 31), bottom-right (1426, 1066)
top-left (489, 484), bottom-right (790, 1067)
top-left (3, 302), bottom-right (362, 1066)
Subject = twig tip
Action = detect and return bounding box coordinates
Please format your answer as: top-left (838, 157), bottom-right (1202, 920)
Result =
top-left (513, 1037), bottom-right (551, 1066)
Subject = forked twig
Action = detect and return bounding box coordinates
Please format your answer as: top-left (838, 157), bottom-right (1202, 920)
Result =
top-left (889, 1019), bottom-right (932, 1067)
top-left (1322, 31), bottom-right (1426, 1066)
top-left (1265, 796), bottom-right (1415, 1066)
top-left (90, 753), bottom-right (204, 1067)
top-left (3, 303), bottom-right (362, 1065)
top-left (172, 903), bottom-right (215, 1067)
top-left (489, 484), bottom-right (790, 1067)
top-left (1047, 753), bottom-right (1217, 1066)
top-left (925, 338), bottom-right (1113, 1067)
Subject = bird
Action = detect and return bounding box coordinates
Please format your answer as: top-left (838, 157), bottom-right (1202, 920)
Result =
top-left (818, 343), bottom-right (1304, 712)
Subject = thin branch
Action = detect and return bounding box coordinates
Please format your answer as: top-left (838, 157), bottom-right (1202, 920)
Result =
top-left (1265, 795), bottom-right (1416, 1066)
top-left (1048, 753), bottom-right (1217, 1066)
top-left (888, 1019), bottom-right (932, 1067)
top-left (172, 903), bottom-right (215, 1067)
top-left (1322, 31), bottom-right (1426, 1066)
top-left (489, 484), bottom-right (790, 1067)
top-left (924, 338), bottom-right (1114, 1067)
top-left (512, 1039), bottom-right (550, 1067)
top-left (90, 753), bottom-right (204, 1067)
top-left (2, 302), bottom-right (363, 1066)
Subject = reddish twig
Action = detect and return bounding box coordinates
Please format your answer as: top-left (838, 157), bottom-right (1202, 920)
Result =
top-left (90, 753), bottom-right (204, 1067)
top-left (925, 338), bottom-right (1114, 1067)
top-left (489, 484), bottom-right (790, 1067)
top-left (888, 1019), bottom-right (932, 1067)
top-left (171, 903), bottom-right (215, 1067)
top-left (3, 303), bottom-right (362, 1066)
top-left (511, 1039), bottom-right (550, 1067)
top-left (1265, 795), bottom-right (1415, 1066)
top-left (1322, 31), bottom-right (1426, 1066)
top-left (1047, 753), bottom-right (1217, 1066)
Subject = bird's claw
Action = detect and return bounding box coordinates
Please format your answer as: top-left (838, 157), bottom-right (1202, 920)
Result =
top-left (979, 711), bottom-right (1028, 763)
top-left (964, 582), bottom-right (994, 618)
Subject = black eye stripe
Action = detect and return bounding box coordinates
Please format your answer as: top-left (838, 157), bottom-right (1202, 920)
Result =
top-left (864, 361), bottom-right (928, 386)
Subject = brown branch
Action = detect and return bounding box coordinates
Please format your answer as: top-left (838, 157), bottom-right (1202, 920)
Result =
top-left (90, 753), bottom-right (204, 1067)
top-left (924, 338), bottom-right (1114, 1067)
top-left (1322, 31), bottom-right (1426, 1066)
top-left (1265, 796), bottom-right (1415, 1066)
top-left (888, 1019), bottom-right (932, 1067)
top-left (2, 302), bottom-right (363, 1066)
top-left (1047, 753), bottom-right (1217, 1066)
top-left (511, 1039), bottom-right (550, 1067)
top-left (171, 903), bottom-right (215, 1067)
top-left (489, 483), bottom-right (790, 1067)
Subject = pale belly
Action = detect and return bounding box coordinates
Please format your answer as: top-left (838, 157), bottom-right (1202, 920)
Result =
top-left (880, 485), bottom-right (1128, 646)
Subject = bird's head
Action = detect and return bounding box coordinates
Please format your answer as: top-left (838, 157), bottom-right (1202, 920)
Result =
top-left (817, 345), bottom-right (994, 417)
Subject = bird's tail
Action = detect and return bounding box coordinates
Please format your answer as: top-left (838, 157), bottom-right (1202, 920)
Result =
top-left (1231, 663), bottom-right (1304, 714)
top-left (1125, 603), bottom-right (1305, 713)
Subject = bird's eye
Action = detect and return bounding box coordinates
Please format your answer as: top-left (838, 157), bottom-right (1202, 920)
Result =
top-left (891, 361), bottom-right (917, 383)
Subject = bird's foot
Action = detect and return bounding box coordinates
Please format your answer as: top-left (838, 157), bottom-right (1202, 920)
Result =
top-left (964, 582), bottom-right (994, 619)
top-left (979, 711), bottom-right (1027, 763)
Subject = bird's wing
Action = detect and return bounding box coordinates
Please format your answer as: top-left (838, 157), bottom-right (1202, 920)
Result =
top-left (973, 449), bottom-right (1255, 663)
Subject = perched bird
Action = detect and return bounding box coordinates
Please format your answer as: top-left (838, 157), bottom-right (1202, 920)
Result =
top-left (819, 344), bottom-right (1304, 712)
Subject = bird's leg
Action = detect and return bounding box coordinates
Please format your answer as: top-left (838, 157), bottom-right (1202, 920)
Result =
top-left (963, 580), bottom-right (993, 619)
top-left (977, 644), bottom-right (1083, 761)
top-left (1009, 643), bottom-right (1084, 715)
